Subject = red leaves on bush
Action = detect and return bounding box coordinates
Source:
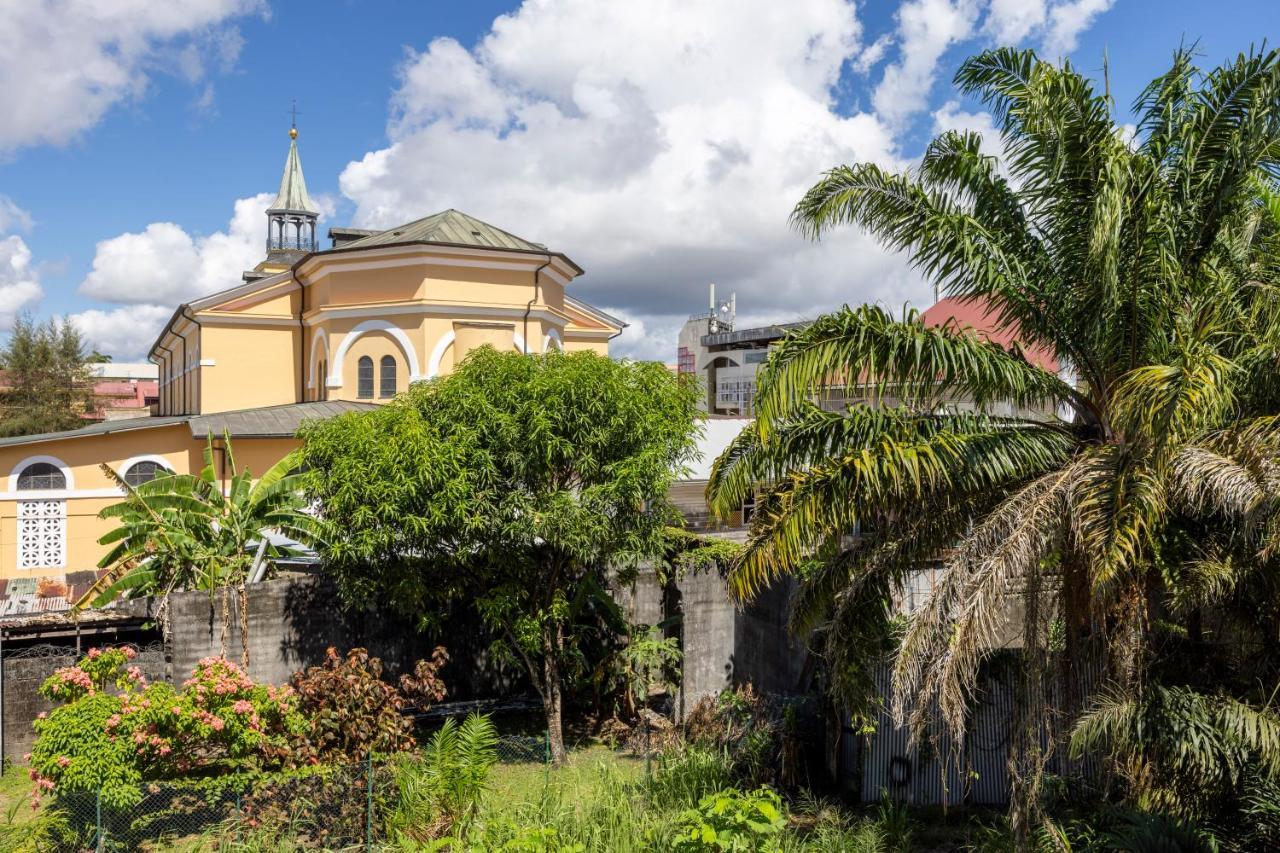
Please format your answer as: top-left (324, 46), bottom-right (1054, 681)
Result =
top-left (399, 646), bottom-right (448, 711)
top-left (288, 646), bottom-right (448, 759)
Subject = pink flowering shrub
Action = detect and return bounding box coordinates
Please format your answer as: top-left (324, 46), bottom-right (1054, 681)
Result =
top-left (30, 649), bottom-right (310, 808)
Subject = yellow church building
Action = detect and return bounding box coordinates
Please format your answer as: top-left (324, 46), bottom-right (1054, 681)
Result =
top-left (0, 128), bottom-right (623, 605)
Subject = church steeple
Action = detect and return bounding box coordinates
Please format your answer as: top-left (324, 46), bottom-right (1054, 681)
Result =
top-left (266, 120), bottom-right (318, 257)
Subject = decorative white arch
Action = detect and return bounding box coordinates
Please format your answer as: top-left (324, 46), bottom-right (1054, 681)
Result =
top-left (427, 328), bottom-right (540, 379)
top-left (542, 328), bottom-right (563, 351)
top-left (427, 330), bottom-right (455, 380)
top-left (327, 320), bottom-right (422, 388)
top-left (119, 454), bottom-right (175, 481)
top-left (307, 327), bottom-right (329, 390)
top-left (8, 454), bottom-right (75, 493)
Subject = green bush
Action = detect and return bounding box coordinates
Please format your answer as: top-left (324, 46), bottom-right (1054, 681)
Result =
top-left (671, 787), bottom-right (787, 852)
top-left (642, 747), bottom-right (735, 810)
top-left (389, 713), bottom-right (499, 844)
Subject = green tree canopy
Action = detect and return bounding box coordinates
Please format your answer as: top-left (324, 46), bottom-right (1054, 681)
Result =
top-left (298, 347), bottom-right (700, 763)
top-left (708, 45), bottom-right (1280, 833)
top-left (0, 314), bottom-right (98, 436)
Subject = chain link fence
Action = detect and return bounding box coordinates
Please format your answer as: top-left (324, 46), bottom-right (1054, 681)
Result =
top-left (8, 728), bottom-right (557, 851)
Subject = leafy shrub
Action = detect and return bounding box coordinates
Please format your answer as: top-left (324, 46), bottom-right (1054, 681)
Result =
top-left (389, 713), bottom-right (498, 842)
top-left (671, 787), bottom-right (787, 851)
top-left (30, 649), bottom-right (309, 808)
top-left (290, 646), bottom-right (445, 758)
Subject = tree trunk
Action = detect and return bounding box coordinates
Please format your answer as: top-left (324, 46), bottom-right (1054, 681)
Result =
top-left (219, 584), bottom-right (231, 659)
top-left (238, 582), bottom-right (250, 672)
top-left (543, 621), bottom-right (568, 766)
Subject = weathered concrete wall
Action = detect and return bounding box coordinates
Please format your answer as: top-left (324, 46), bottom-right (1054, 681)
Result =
top-left (1, 644), bottom-right (165, 765)
top-left (164, 573), bottom-right (525, 700)
top-left (612, 564), bottom-right (809, 719)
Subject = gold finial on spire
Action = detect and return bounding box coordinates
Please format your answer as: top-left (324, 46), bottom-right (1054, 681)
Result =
top-left (289, 99), bottom-right (300, 139)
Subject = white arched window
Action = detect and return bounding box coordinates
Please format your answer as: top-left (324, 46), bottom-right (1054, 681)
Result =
top-left (123, 460), bottom-right (170, 487)
top-left (357, 356), bottom-right (375, 399)
top-left (379, 355), bottom-right (397, 398)
top-left (14, 460), bottom-right (67, 569)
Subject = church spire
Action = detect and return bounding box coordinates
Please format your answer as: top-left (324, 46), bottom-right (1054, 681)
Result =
top-left (266, 120), bottom-right (318, 257)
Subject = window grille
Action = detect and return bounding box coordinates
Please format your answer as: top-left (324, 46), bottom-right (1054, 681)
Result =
top-left (124, 461), bottom-right (168, 487)
top-left (379, 355), bottom-right (396, 398)
top-left (357, 356), bottom-right (374, 398)
top-left (16, 462), bottom-right (65, 491)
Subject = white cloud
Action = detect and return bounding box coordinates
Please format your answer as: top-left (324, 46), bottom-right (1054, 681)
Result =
top-left (1043, 0), bottom-right (1115, 57)
top-left (340, 0), bottom-right (931, 361)
top-left (72, 193), bottom-right (277, 358)
top-left (983, 0), bottom-right (1115, 57)
top-left (0, 197), bottom-right (44, 330)
top-left (853, 34), bottom-right (895, 76)
top-left (0, 0), bottom-right (264, 154)
top-left (70, 305), bottom-right (175, 360)
top-left (985, 0), bottom-right (1047, 44)
top-left (873, 0), bottom-right (981, 127)
top-left (0, 235), bottom-right (44, 330)
top-left (80, 193), bottom-right (272, 306)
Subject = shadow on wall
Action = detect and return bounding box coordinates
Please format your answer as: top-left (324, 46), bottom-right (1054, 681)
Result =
top-left (278, 572), bottom-right (527, 701)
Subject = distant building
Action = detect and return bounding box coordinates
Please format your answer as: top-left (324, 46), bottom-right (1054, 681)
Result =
top-left (88, 362), bottom-right (159, 421)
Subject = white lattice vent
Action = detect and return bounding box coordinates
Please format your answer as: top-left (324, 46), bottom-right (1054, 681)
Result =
top-left (18, 499), bottom-right (66, 569)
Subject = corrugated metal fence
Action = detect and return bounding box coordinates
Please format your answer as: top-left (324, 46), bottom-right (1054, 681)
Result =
top-left (846, 657), bottom-right (1103, 806)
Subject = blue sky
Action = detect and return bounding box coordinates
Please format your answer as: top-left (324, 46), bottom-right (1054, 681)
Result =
top-left (0, 0), bottom-right (1275, 360)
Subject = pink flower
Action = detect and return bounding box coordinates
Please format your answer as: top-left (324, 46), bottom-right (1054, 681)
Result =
top-left (123, 647), bottom-right (137, 660)
top-left (56, 757), bottom-right (70, 768)
top-left (210, 717), bottom-right (225, 731)
top-left (171, 706), bottom-right (182, 715)
top-left (158, 745), bottom-right (171, 756)
top-left (133, 732), bottom-right (146, 745)
top-left (105, 715), bottom-right (121, 729)
top-left (38, 778), bottom-right (54, 790)
top-left (87, 648), bottom-right (101, 659)
top-left (231, 700), bottom-right (253, 715)
top-left (36, 712), bottom-right (46, 721)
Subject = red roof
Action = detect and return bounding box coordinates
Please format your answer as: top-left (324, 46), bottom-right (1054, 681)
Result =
top-left (920, 296), bottom-right (1058, 373)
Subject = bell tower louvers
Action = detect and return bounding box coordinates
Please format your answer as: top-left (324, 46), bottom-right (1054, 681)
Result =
top-left (266, 123), bottom-right (319, 258)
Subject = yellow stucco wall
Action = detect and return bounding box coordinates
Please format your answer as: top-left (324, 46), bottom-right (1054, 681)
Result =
top-left (198, 324), bottom-right (302, 414)
top-left (0, 426), bottom-right (299, 581)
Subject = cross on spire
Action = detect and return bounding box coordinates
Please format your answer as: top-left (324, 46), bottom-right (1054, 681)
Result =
top-left (289, 100), bottom-right (301, 138)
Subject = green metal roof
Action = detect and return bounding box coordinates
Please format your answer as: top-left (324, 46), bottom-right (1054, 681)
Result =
top-left (336, 209), bottom-right (549, 253)
top-left (268, 137), bottom-right (318, 214)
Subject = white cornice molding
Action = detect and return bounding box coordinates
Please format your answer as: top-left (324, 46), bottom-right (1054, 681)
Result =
top-left (564, 328), bottom-right (617, 340)
top-left (296, 244), bottom-right (576, 286)
top-left (188, 270), bottom-right (296, 311)
top-left (197, 314), bottom-right (300, 328)
top-left (304, 302), bottom-right (569, 327)
top-left (0, 487), bottom-right (125, 501)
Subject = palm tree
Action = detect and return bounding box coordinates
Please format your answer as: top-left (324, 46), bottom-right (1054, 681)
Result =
top-left (708, 46), bottom-right (1280, 827)
top-left (77, 433), bottom-right (316, 668)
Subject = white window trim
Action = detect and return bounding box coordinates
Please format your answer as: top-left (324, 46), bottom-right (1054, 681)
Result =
top-left (327, 320), bottom-right (422, 388)
top-left (8, 454), bottom-right (74, 493)
top-left (120, 454), bottom-right (175, 484)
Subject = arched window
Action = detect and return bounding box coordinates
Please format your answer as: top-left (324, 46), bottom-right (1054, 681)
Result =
top-left (14, 460), bottom-right (67, 569)
top-left (123, 460), bottom-right (169, 487)
top-left (357, 356), bottom-right (374, 398)
top-left (379, 355), bottom-right (397, 398)
top-left (16, 462), bottom-right (65, 491)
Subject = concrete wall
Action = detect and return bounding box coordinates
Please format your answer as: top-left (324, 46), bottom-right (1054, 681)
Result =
top-left (163, 573), bottom-right (525, 700)
top-left (613, 564), bottom-right (809, 720)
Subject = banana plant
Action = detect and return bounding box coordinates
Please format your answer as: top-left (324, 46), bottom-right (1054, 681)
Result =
top-left (76, 432), bottom-right (318, 668)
